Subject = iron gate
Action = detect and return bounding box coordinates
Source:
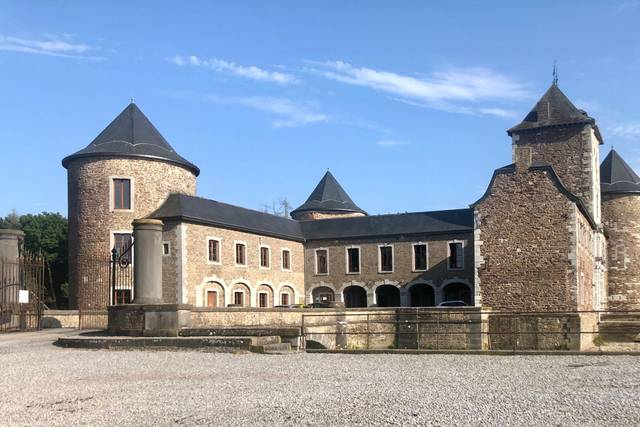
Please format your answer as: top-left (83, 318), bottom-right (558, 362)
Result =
top-left (0, 251), bottom-right (45, 332)
top-left (78, 242), bottom-right (134, 329)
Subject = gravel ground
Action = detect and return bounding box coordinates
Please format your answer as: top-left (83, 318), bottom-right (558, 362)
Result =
top-left (1, 330), bottom-right (639, 426)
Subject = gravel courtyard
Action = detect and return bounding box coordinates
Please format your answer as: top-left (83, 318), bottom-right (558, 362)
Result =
top-left (1, 330), bottom-right (639, 426)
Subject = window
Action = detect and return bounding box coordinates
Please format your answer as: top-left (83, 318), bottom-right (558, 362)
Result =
top-left (208, 239), bottom-right (220, 263)
top-left (113, 178), bottom-right (131, 210)
top-left (449, 242), bottom-right (464, 270)
top-left (113, 233), bottom-right (133, 263)
top-left (162, 242), bottom-right (170, 256)
top-left (282, 249), bottom-right (291, 271)
top-left (114, 289), bottom-right (132, 304)
top-left (346, 247), bottom-right (360, 274)
top-left (235, 243), bottom-right (246, 266)
top-left (379, 245), bottom-right (393, 273)
top-left (260, 246), bottom-right (270, 268)
top-left (281, 293), bottom-right (290, 306)
top-left (234, 291), bottom-right (244, 306)
top-left (413, 243), bottom-right (427, 271)
top-left (316, 249), bottom-right (328, 275)
top-left (206, 291), bottom-right (218, 308)
top-left (259, 292), bottom-right (268, 308)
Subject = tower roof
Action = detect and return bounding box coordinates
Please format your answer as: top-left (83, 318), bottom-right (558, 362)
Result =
top-left (62, 103), bottom-right (200, 176)
top-left (507, 84), bottom-right (602, 143)
top-left (600, 149), bottom-right (640, 194)
top-left (291, 171), bottom-right (366, 217)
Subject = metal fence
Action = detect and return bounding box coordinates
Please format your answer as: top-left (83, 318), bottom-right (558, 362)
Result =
top-left (0, 251), bottom-right (45, 332)
top-left (301, 309), bottom-right (640, 352)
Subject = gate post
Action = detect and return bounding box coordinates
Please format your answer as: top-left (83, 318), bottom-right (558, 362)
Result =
top-left (132, 219), bottom-right (164, 304)
top-left (0, 229), bottom-right (24, 261)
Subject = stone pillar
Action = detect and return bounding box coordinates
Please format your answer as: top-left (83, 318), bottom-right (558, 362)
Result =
top-left (132, 219), bottom-right (164, 304)
top-left (0, 229), bottom-right (24, 261)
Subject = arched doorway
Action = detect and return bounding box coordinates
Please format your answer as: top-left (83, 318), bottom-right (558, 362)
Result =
top-left (312, 286), bottom-right (335, 304)
top-left (256, 284), bottom-right (274, 308)
top-left (202, 281), bottom-right (225, 308)
top-left (442, 282), bottom-right (472, 305)
top-left (343, 285), bottom-right (367, 308)
top-left (409, 283), bottom-right (435, 307)
top-left (230, 282), bottom-right (250, 307)
top-left (376, 285), bottom-right (400, 307)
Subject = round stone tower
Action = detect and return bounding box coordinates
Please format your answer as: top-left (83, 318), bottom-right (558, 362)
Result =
top-left (62, 102), bottom-right (199, 308)
top-left (600, 149), bottom-right (640, 310)
top-left (290, 171), bottom-right (366, 221)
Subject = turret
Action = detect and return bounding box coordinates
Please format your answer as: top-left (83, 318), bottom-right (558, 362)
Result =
top-left (291, 171), bottom-right (366, 221)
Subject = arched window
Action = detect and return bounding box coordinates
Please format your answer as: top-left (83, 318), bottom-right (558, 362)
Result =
top-left (376, 285), bottom-right (400, 307)
top-left (409, 283), bottom-right (435, 307)
top-left (343, 285), bottom-right (367, 308)
top-left (442, 282), bottom-right (472, 305)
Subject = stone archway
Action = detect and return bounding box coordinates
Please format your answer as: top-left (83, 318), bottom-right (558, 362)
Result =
top-left (343, 285), bottom-right (367, 308)
top-left (442, 282), bottom-right (472, 305)
top-left (376, 285), bottom-right (400, 307)
top-left (409, 283), bottom-right (435, 307)
top-left (256, 284), bottom-right (274, 308)
top-left (230, 282), bottom-right (251, 307)
top-left (312, 286), bottom-right (335, 303)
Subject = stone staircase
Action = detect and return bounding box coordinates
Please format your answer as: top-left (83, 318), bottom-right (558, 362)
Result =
top-left (179, 327), bottom-right (301, 354)
top-left (598, 313), bottom-right (640, 343)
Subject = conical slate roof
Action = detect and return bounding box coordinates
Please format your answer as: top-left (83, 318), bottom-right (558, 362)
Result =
top-left (291, 171), bottom-right (366, 216)
top-left (62, 103), bottom-right (200, 175)
top-left (600, 149), bottom-right (640, 194)
top-left (507, 84), bottom-right (601, 143)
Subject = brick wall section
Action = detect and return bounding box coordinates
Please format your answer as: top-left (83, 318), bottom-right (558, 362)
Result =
top-left (602, 193), bottom-right (640, 310)
top-left (512, 123), bottom-right (601, 222)
top-left (165, 222), bottom-right (305, 307)
top-left (67, 157), bottom-right (196, 308)
top-left (474, 167), bottom-right (588, 311)
top-left (303, 234), bottom-right (474, 304)
top-left (575, 205), bottom-right (595, 310)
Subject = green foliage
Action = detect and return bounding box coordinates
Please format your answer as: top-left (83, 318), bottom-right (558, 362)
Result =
top-left (592, 334), bottom-right (605, 347)
top-left (1, 211), bottom-right (69, 308)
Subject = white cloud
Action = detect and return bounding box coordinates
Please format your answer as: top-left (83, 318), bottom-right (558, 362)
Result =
top-left (376, 140), bottom-right (407, 147)
top-left (0, 35), bottom-right (100, 59)
top-left (307, 60), bottom-right (527, 118)
top-left (205, 94), bottom-right (327, 127)
top-left (170, 55), bottom-right (298, 85)
top-left (610, 123), bottom-right (640, 139)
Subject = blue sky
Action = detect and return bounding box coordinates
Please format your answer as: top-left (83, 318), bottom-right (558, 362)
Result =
top-left (1, 1), bottom-right (640, 217)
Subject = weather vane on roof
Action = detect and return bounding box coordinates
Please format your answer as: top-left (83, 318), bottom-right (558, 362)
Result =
top-left (552, 61), bottom-right (558, 86)
top-left (130, 97), bottom-right (135, 104)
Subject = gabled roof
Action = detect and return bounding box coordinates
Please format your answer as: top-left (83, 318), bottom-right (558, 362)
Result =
top-left (600, 149), bottom-right (640, 194)
top-left (62, 103), bottom-right (200, 176)
top-left (300, 209), bottom-right (473, 241)
top-left (507, 84), bottom-right (602, 143)
top-left (149, 194), bottom-right (304, 241)
top-left (291, 171), bottom-right (366, 216)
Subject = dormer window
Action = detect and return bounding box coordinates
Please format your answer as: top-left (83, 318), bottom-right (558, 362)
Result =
top-left (113, 178), bottom-right (131, 210)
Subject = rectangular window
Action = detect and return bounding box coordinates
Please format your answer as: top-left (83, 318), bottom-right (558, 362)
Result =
top-left (414, 244), bottom-right (427, 271)
top-left (206, 291), bottom-right (218, 308)
top-left (235, 243), bottom-right (246, 266)
top-left (114, 289), bottom-right (132, 304)
top-left (208, 239), bottom-right (220, 263)
top-left (282, 249), bottom-right (291, 270)
top-left (162, 242), bottom-right (170, 256)
top-left (379, 245), bottom-right (393, 272)
top-left (260, 246), bottom-right (270, 268)
top-left (449, 242), bottom-right (464, 269)
top-left (259, 292), bottom-right (268, 308)
top-left (113, 178), bottom-right (131, 210)
top-left (234, 291), bottom-right (244, 306)
top-left (347, 247), bottom-right (360, 274)
top-left (281, 293), bottom-right (290, 306)
top-left (113, 233), bottom-right (133, 263)
top-left (316, 249), bottom-right (328, 275)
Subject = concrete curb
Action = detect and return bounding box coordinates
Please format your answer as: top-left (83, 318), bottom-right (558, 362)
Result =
top-left (305, 349), bottom-right (640, 356)
top-left (55, 335), bottom-right (253, 351)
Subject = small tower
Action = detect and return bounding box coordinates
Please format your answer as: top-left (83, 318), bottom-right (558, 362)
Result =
top-left (291, 171), bottom-right (366, 221)
top-left (62, 103), bottom-right (199, 308)
top-left (601, 149), bottom-right (640, 310)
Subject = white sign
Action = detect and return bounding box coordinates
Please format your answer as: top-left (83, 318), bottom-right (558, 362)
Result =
top-left (19, 290), bottom-right (29, 304)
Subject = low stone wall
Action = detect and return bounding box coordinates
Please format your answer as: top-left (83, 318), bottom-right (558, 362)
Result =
top-left (42, 310), bottom-right (79, 329)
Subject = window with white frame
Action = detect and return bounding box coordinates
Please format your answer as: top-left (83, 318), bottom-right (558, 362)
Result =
top-left (206, 290), bottom-right (218, 307)
top-left (282, 249), bottom-right (291, 271)
top-left (260, 246), bottom-right (270, 268)
top-left (207, 238), bottom-right (220, 263)
top-left (162, 241), bottom-right (171, 256)
top-left (413, 243), bottom-right (427, 271)
top-left (448, 241), bottom-right (464, 270)
top-left (113, 233), bottom-right (133, 263)
top-left (112, 178), bottom-right (132, 210)
top-left (258, 292), bottom-right (268, 308)
top-left (315, 249), bottom-right (328, 275)
top-left (235, 242), bottom-right (247, 266)
top-left (233, 291), bottom-right (244, 306)
top-left (346, 247), bottom-right (360, 274)
top-left (280, 292), bottom-right (290, 306)
top-left (379, 245), bottom-right (393, 273)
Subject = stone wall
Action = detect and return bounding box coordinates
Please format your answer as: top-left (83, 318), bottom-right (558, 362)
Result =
top-left (292, 211), bottom-right (365, 221)
top-left (603, 193), bottom-right (640, 310)
top-left (41, 310), bottom-right (79, 328)
top-left (163, 222), bottom-right (305, 307)
top-left (67, 156), bottom-right (196, 308)
top-left (474, 166), bottom-right (586, 311)
top-left (303, 233), bottom-right (474, 306)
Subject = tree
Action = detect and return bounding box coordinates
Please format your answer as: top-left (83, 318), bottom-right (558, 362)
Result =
top-left (262, 198), bottom-right (292, 217)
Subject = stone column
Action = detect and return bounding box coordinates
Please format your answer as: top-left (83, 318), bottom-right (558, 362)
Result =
top-left (0, 229), bottom-right (24, 261)
top-left (132, 219), bottom-right (164, 305)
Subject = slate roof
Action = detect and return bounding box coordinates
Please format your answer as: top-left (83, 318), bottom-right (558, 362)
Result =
top-left (62, 103), bottom-right (200, 176)
top-left (149, 194), bottom-right (472, 242)
top-left (507, 84), bottom-right (602, 143)
top-left (291, 171), bottom-right (367, 216)
top-left (600, 149), bottom-right (640, 194)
